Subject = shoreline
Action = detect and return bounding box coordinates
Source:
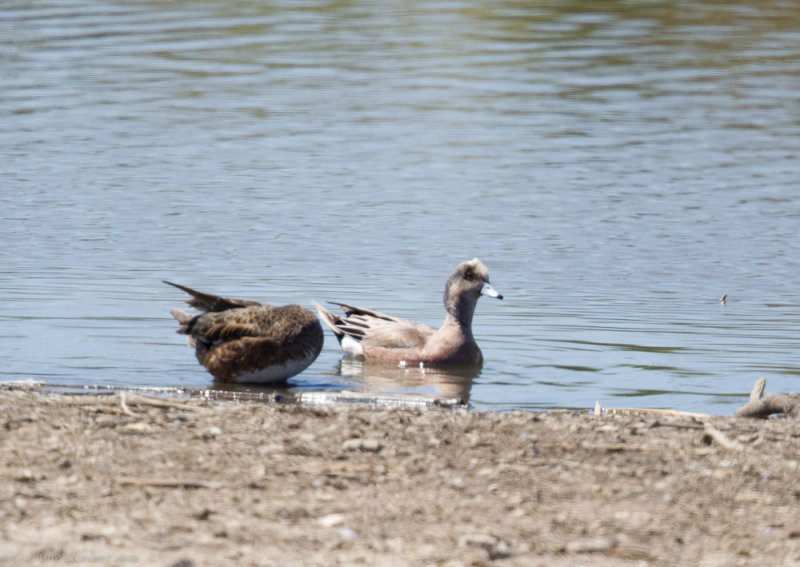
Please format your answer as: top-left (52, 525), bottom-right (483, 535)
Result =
top-left (2, 388), bottom-right (799, 566)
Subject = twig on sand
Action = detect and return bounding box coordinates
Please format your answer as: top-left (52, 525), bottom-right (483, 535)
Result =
top-left (702, 424), bottom-right (745, 451)
top-left (118, 477), bottom-right (222, 489)
top-left (120, 392), bottom-right (214, 414)
top-left (119, 392), bottom-right (137, 417)
top-left (50, 392), bottom-right (213, 414)
top-left (734, 377), bottom-right (800, 419)
top-left (599, 406), bottom-right (711, 420)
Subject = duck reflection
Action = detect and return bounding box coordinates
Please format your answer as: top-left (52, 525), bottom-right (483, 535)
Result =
top-left (336, 357), bottom-right (478, 404)
top-left (204, 359), bottom-right (478, 406)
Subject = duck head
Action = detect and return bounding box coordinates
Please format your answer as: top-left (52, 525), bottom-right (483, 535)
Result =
top-left (443, 258), bottom-right (503, 328)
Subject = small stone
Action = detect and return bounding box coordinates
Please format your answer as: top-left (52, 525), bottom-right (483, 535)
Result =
top-left (15, 470), bottom-right (35, 483)
top-left (55, 474), bottom-right (78, 486)
top-left (203, 426), bottom-right (222, 440)
top-left (458, 533), bottom-right (512, 560)
top-left (258, 443), bottom-right (284, 456)
top-left (459, 533), bottom-right (497, 550)
top-left (278, 506), bottom-right (309, 520)
top-left (566, 536), bottom-right (615, 554)
top-left (121, 422), bottom-right (154, 434)
top-left (57, 458), bottom-right (72, 470)
top-left (338, 526), bottom-right (357, 540)
top-left (342, 438), bottom-right (382, 452)
top-left (317, 513), bottom-right (346, 528)
top-left (492, 539), bottom-right (511, 559)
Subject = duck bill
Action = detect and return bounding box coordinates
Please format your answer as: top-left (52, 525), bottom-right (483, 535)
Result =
top-left (481, 282), bottom-right (503, 300)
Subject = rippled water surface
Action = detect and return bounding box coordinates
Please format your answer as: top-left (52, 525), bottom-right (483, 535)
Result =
top-left (3, 0), bottom-right (800, 413)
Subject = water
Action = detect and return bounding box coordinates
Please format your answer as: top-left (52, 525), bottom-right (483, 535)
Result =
top-left (2, 0), bottom-right (800, 413)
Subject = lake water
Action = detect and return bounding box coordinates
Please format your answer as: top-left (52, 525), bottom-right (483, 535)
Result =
top-left (3, 0), bottom-right (800, 413)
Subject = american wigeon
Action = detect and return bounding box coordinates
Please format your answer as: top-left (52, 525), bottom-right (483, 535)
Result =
top-left (165, 281), bottom-right (323, 383)
top-left (313, 258), bottom-right (502, 366)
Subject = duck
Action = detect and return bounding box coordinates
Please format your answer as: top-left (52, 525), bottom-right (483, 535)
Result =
top-left (165, 281), bottom-right (323, 383)
top-left (313, 258), bottom-right (502, 366)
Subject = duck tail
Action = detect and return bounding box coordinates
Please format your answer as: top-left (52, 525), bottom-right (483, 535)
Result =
top-left (311, 300), bottom-right (345, 343)
top-left (169, 309), bottom-right (195, 334)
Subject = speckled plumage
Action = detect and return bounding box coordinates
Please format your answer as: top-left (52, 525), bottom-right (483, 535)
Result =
top-left (165, 281), bottom-right (323, 383)
top-left (313, 258), bottom-right (502, 366)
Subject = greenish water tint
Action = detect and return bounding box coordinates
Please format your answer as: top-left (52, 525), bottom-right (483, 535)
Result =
top-left (2, 0), bottom-right (800, 413)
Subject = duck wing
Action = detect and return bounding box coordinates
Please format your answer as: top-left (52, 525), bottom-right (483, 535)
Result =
top-left (314, 301), bottom-right (434, 349)
top-left (163, 281), bottom-right (261, 312)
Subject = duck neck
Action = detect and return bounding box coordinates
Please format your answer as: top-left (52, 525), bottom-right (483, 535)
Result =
top-left (443, 296), bottom-right (476, 339)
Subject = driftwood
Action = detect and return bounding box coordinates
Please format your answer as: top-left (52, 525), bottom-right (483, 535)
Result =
top-left (734, 377), bottom-right (800, 419)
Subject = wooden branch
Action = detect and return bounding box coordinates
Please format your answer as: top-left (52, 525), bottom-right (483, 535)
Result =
top-left (734, 378), bottom-right (800, 419)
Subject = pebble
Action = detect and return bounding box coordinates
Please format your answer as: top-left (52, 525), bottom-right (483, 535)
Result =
top-left (338, 526), bottom-right (357, 540)
top-left (317, 513), bottom-right (346, 528)
top-left (459, 533), bottom-right (498, 549)
top-left (566, 536), bottom-right (615, 554)
top-left (120, 422), bottom-right (154, 434)
top-left (15, 469), bottom-right (35, 482)
top-left (203, 426), bottom-right (222, 440)
top-left (458, 533), bottom-right (511, 560)
top-left (258, 443), bottom-right (284, 456)
top-left (342, 438), bottom-right (382, 452)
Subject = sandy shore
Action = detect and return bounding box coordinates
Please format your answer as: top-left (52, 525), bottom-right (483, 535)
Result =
top-left (1, 387), bottom-right (799, 566)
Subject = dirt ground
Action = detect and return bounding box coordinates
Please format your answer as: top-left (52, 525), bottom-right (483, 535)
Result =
top-left (2, 387), bottom-right (800, 567)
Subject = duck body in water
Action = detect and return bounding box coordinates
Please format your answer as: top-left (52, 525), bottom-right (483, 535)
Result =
top-left (314, 258), bottom-right (502, 366)
top-left (165, 281), bottom-right (323, 384)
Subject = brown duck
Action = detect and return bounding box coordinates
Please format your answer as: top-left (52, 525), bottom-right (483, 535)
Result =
top-left (313, 258), bottom-right (502, 366)
top-left (165, 281), bottom-right (323, 383)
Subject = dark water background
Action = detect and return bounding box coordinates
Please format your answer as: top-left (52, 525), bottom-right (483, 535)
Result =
top-left (3, 0), bottom-right (800, 412)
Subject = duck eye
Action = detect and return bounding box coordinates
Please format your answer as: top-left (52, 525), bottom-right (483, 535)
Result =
top-left (464, 270), bottom-right (475, 281)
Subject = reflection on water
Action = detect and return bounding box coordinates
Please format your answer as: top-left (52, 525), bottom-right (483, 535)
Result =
top-left (338, 358), bottom-right (478, 404)
top-left (2, 0), bottom-right (800, 413)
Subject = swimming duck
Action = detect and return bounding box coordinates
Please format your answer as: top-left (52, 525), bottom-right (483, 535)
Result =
top-left (313, 258), bottom-right (502, 366)
top-left (165, 281), bottom-right (323, 383)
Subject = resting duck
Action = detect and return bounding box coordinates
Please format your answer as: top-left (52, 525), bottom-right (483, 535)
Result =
top-left (313, 258), bottom-right (502, 366)
top-left (165, 281), bottom-right (323, 383)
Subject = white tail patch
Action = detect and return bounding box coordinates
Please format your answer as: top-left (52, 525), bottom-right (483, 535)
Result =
top-left (341, 335), bottom-right (363, 357)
